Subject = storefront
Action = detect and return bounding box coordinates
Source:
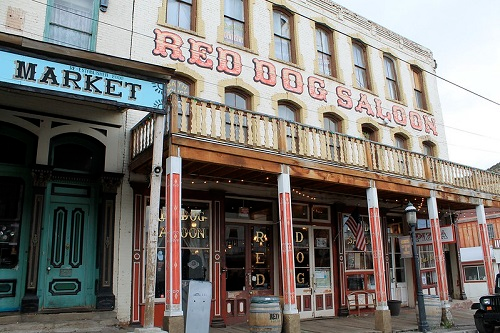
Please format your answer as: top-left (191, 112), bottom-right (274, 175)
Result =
top-left (0, 33), bottom-right (173, 314)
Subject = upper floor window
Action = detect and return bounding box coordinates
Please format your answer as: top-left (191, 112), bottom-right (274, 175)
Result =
top-left (273, 9), bottom-right (293, 63)
top-left (166, 0), bottom-right (193, 30)
top-left (394, 134), bottom-right (407, 150)
top-left (224, 0), bottom-right (245, 47)
top-left (46, 0), bottom-right (97, 50)
top-left (361, 124), bottom-right (377, 142)
top-left (422, 140), bottom-right (435, 157)
top-left (352, 41), bottom-right (370, 90)
top-left (384, 55), bottom-right (399, 101)
top-left (412, 66), bottom-right (427, 110)
top-left (278, 102), bottom-right (298, 122)
top-left (316, 26), bottom-right (334, 77)
top-left (323, 113), bottom-right (341, 133)
top-left (225, 89), bottom-right (250, 140)
top-left (279, 102), bottom-right (299, 152)
top-left (167, 77), bottom-right (193, 96)
top-left (225, 89), bottom-right (249, 110)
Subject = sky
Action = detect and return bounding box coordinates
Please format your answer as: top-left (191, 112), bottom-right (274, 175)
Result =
top-left (333, 0), bottom-right (500, 170)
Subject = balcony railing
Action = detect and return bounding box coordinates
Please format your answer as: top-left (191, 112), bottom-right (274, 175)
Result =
top-left (130, 94), bottom-right (500, 196)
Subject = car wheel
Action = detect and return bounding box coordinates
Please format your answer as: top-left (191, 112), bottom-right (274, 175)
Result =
top-left (474, 311), bottom-right (495, 333)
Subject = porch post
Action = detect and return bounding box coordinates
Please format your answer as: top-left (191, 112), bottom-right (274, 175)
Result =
top-left (427, 193), bottom-right (453, 325)
top-left (277, 165), bottom-right (300, 333)
top-left (477, 203), bottom-right (495, 295)
top-left (138, 114), bottom-right (167, 333)
top-left (366, 185), bottom-right (391, 333)
top-left (162, 155), bottom-right (184, 332)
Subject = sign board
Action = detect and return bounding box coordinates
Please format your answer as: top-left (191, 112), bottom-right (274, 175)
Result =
top-left (399, 236), bottom-right (413, 259)
top-left (415, 225), bottom-right (455, 246)
top-left (0, 49), bottom-right (166, 113)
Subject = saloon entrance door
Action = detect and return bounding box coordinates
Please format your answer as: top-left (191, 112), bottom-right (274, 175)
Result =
top-left (389, 235), bottom-right (408, 306)
top-left (294, 226), bottom-right (334, 319)
top-left (224, 224), bottom-right (273, 325)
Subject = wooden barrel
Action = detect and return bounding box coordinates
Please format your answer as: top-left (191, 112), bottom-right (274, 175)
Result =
top-left (249, 296), bottom-right (282, 333)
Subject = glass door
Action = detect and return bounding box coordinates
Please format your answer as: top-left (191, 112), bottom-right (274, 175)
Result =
top-left (294, 226), bottom-right (334, 319)
top-left (224, 224), bottom-right (273, 324)
top-left (389, 235), bottom-right (407, 306)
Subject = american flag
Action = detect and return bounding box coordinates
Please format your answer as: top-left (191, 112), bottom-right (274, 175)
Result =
top-left (345, 210), bottom-right (367, 252)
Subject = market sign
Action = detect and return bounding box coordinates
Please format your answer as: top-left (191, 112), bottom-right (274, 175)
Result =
top-left (0, 49), bottom-right (166, 113)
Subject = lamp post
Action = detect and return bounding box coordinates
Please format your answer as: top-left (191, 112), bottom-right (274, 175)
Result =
top-left (405, 202), bottom-right (430, 332)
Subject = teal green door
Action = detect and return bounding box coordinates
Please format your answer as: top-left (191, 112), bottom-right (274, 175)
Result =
top-left (40, 194), bottom-right (96, 309)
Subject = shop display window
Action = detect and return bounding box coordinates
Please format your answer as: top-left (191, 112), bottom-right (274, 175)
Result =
top-left (0, 177), bottom-right (24, 269)
top-left (155, 200), bottom-right (210, 298)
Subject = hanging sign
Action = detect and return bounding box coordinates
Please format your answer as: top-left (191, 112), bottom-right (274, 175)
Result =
top-left (0, 49), bottom-right (166, 113)
top-left (399, 236), bottom-right (413, 259)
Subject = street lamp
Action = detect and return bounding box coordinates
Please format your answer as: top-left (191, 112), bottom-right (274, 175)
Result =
top-left (405, 202), bottom-right (430, 332)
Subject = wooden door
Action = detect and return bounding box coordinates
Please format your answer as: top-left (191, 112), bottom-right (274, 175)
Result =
top-left (223, 224), bottom-right (273, 324)
top-left (40, 185), bottom-right (96, 310)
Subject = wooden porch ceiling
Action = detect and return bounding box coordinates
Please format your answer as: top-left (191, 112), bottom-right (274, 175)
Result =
top-left (128, 136), bottom-right (481, 211)
top-left (161, 159), bottom-right (476, 212)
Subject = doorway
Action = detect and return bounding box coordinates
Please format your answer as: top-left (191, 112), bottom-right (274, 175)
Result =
top-left (389, 234), bottom-right (408, 306)
top-left (294, 226), bottom-right (334, 319)
top-left (39, 184), bottom-right (97, 310)
top-left (224, 223), bottom-right (274, 324)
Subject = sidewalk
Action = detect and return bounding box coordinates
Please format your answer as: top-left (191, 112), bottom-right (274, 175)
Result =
top-left (0, 300), bottom-right (477, 333)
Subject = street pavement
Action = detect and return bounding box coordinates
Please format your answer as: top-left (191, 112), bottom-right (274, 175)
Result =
top-left (0, 299), bottom-right (479, 333)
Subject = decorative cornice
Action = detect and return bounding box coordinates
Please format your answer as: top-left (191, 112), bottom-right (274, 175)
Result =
top-left (101, 172), bottom-right (124, 194)
top-left (32, 165), bottom-right (53, 188)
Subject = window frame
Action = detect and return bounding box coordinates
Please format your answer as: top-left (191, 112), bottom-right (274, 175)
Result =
top-left (316, 25), bottom-right (335, 77)
top-left (272, 7), bottom-right (295, 63)
top-left (464, 265), bottom-right (486, 282)
top-left (383, 55), bottom-right (400, 101)
top-left (422, 140), bottom-right (436, 157)
top-left (45, 0), bottom-right (99, 51)
top-left (161, 0), bottom-right (196, 31)
top-left (352, 41), bottom-right (370, 90)
top-left (361, 124), bottom-right (378, 142)
top-left (411, 66), bottom-right (427, 110)
top-left (223, 0), bottom-right (247, 47)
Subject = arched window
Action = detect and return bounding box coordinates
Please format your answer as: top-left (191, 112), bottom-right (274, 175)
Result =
top-left (225, 89), bottom-right (250, 141)
top-left (278, 102), bottom-right (299, 152)
top-left (384, 55), bottom-right (399, 101)
top-left (423, 140), bottom-right (436, 157)
top-left (323, 114), bottom-right (342, 133)
top-left (278, 103), bottom-right (298, 122)
top-left (361, 124), bottom-right (377, 142)
top-left (50, 134), bottom-right (105, 174)
top-left (394, 134), bottom-right (407, 150)
top-left (167, 77), bottom-right (193, 96)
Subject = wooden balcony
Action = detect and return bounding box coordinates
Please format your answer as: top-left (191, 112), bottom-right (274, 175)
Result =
top-left (130, 94), bottom-right (500, 204)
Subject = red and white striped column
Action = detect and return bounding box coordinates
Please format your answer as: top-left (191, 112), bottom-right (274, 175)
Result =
top-left (277, 166), bottom-right (298, 316)
top-left (477, 203), bottom-right (495, 294)
top-left (366, 186), bottom-right (388, 309)
top-left (164, 156), bottom-right (183, 318)
top-left (427, 194), bottom-right (452, 324)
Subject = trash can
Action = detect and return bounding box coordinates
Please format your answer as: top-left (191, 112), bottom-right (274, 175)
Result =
top-left (249, 296), bottom-right (282, 333)
top-left (387, 299), bottom-right (402, 316)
